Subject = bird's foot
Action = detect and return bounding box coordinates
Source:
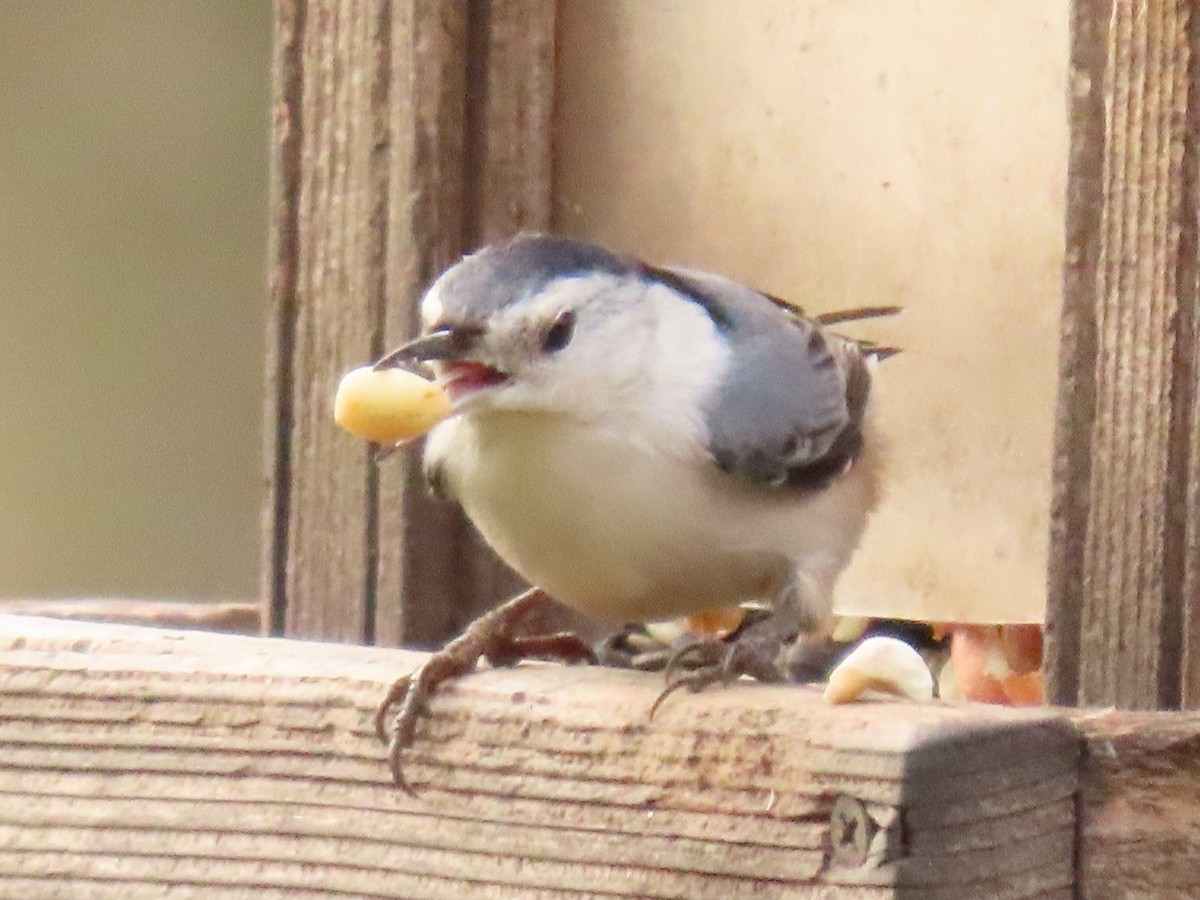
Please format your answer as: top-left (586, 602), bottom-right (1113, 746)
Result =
top-left (779, 632), bottom-right (852, 683)
top-left (648, 615), bottom-right (795, 716)
top-left (596, 607), bottom-right (776, 673)
top-left (374, 587), bottom-right (594, 791)
top-left (593, 625), bottom-right (678, 672)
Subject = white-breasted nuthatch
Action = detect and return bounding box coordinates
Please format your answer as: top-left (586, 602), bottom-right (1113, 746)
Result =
top-left (374, 234), bottom-right (896, 787)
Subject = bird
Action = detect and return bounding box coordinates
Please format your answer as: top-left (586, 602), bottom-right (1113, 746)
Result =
top-left (371, 233), bottom-right (897, 789)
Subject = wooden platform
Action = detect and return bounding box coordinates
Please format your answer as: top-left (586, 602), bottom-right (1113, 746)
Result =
top-left (0, 614), bottom-right (1084, 899)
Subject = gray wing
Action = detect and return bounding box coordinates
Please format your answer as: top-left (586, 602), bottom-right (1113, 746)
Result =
top-left (652, 266), bottom-right (878, 490)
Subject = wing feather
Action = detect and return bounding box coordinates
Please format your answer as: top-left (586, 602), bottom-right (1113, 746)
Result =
top-left (652, 266), bottom-right (889, 490)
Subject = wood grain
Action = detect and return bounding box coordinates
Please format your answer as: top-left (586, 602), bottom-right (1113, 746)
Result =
top-left (263, 0), bottom-right (305, 638)
top-left (1177, 0), bottom-right (1200, 711)
top-left (372, 0), bottom-right (472, 649)
top-left (375, 0), bottom-right (560, 647)
top-left (1074, 709), bottom-right (1200, 898)
top-left (265, 0), bottom-right (558, 649)
top-left (1048, 0), bottom-right (1200, 709)
top-left (264, 0), bottom-right (390, 644)
top-left (0, 615), bottom-right (1077, 899)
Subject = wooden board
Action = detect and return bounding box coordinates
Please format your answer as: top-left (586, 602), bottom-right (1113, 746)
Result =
top-left (263, 0), bottom-right (557, 650)
top-left (0, 615), bottom-right (1077, 898)
top-left (0, 599), bottom-right (260, 635)
top-left (1048, 0), bottom-right (1200, 709)
top-left (1073, 709), bottom-right (1200, 899)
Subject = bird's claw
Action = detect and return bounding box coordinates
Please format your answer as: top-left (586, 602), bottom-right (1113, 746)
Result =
top-left (593, 627), bottom-right (677, 672)
top-left (374, 587), bottom-right (592, 790)
top-left (649, 629), bottom-right (788, 718)
top-left (376, 649), bottom-right (476, 794)
top-left (595, 608), bottom-right (776, 674)
top-left (376, 674), bottom-right (421, 794)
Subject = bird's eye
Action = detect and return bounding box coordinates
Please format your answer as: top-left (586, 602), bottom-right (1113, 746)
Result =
top-left (541, 310), bottom-right (575, 353)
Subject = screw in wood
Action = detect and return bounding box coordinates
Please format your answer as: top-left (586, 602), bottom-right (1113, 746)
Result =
top-left (829, 794), bottom-right (875, 868)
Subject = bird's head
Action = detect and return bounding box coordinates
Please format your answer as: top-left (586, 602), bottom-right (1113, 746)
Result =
top-left (375, 235), bottom-right (730, 425)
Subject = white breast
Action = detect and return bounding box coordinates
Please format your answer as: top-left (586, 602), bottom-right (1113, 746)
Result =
top-left (425, 411), bottom-right (878, 624)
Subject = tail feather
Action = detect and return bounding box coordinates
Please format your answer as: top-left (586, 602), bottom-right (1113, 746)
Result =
top-left (815, 305), bottom-right (902, 326)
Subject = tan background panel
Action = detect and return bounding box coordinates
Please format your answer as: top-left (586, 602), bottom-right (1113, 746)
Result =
top-left (554, 0), bottom-right (1067, 624)
top-left (0, 2), bottom-right (268, 600)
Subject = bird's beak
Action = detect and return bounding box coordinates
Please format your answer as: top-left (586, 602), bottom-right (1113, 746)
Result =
top-left (375, 324), bottom-right (508, 404)
top-left (372, 328), bottom-right (474, 371)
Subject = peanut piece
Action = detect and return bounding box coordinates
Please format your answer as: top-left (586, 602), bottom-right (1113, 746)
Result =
top-left (334, 366), bottom-right (452, 445)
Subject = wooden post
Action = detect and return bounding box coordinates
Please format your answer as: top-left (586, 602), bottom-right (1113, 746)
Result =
top-left (263, 0), bottom-right (555, 648)
top-left (1047, 0), bottom-right (1200, 709)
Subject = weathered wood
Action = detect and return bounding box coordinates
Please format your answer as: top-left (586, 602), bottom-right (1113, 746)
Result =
top-left (1179, 0), bottom-right (1200, 714)
top-left (1047, 0), bottom-right (1200, 709)
top-left (265, 0), bottom-right (556, 649)
top-left (264, 0), bottom-right (384, 644)
top-left (1074, 709), bottom-right (1200, 899)
top-left (372, 0), bottom-right (472, 650)
top-left (263, 0), bottom-right (305, 639)
top-left (0, 600), bottom-right (260, 635)
top-left (0, 615), bottom-right (1077, 898)
top-left (464, 0), bottom-right (555, 247)
top-left (374, 0), bottom-right (560, 649)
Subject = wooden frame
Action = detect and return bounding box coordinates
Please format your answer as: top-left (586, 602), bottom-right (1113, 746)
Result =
top-left (264, 0), bottom-right (1200, 708)
top-left (0, 615), bottom-right (1080, 898)
top-left (1047, 0), bottom-right (1200, 711)
top-left (5, 0), bottom-right (1200, 895)
top-left (5, 614), bottom-right (1200, 897)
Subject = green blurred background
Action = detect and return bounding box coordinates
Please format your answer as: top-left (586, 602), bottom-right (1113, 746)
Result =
top-left (0, 3), bottom-right (271, 600)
